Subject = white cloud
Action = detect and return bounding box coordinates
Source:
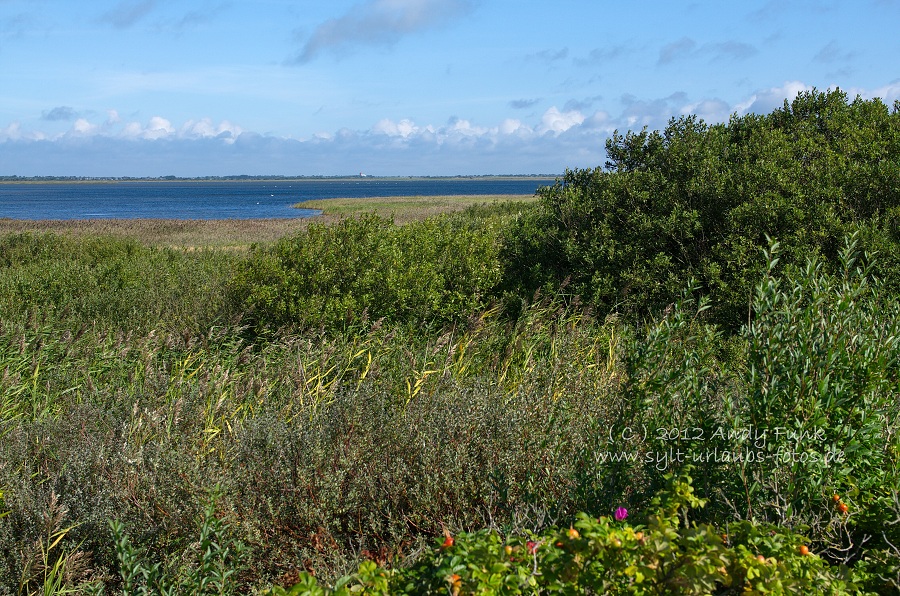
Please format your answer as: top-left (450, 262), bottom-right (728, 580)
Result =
top-left (734, 81), bottom-right (813, 115)
top-left (537, 107), bottom-right (585, 134)
top-left (121, 117), bottom-right (175, 140)
top-left (3, 81), bottom-right (897, 177)
top-left (582, 111), bottom-right (612, 133)
top-left (447, 117), bottom-right (487, 137)
top-left (373, 118), bottom-right (420, 137)
top-left (866, 80), bottom-right (900, 105)
top-left (145, 116), bottom-right (174, 139)
top-left (1, 122), bottom-right (20, 141)
top-left (122, 122), bottom-right (144, 138)
top-left (108, 115), bottom-right (240, 141)
top-left (499, 118), bottom-right (528, 135)
top-left (181, 118), bottom-right (243, 143)
top-left (72, 118), bottom-right (98, 135)
top-left (679, 99), bottom-right (732, 122)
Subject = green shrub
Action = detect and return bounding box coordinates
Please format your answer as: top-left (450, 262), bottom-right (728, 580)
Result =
top-left (268, 471), bottom-right (873, 595)
top-left (730, 236), bottom-right (900, 561)
top-left (232, 213), bottom-right (501, 331)
top-left (499, 89), bottom-right (900, 328)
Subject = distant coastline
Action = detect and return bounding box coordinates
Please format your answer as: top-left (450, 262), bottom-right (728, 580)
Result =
top-left (0, 174), bottom-right (560, 184)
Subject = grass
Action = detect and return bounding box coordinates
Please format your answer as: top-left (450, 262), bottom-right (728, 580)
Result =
top-left (0, 195), bottom-right (536, 249)
top-left (0, 218), bottom-right (323, 250)
top-left (294, 194), bottom-right (537, 224)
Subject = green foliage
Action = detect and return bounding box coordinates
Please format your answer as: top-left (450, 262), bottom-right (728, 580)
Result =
top-left (110, 490), bottom-right (245, 595)
top-left (233, 213), bottom-right (501, 331)
top-left (500, 89), bottom-right (900, 328)
top-left (731, 236), bottom-right (900, 563)
top-left (0, 232), bottom-right (236, 333)
top-left (270, 472), bottom-right (869, 595)
top-left (3, 233), bottom-right (900, 593)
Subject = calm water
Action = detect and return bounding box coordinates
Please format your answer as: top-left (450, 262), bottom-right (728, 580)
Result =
top-left (0, 178), bottom-right (556, 220)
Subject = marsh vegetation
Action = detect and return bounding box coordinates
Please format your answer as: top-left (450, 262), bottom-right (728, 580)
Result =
top-left (1, 89), bottom-right (899, 594)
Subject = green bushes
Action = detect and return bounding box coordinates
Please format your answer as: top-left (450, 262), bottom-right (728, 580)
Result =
top-left (110, 491), bottom-right (245, 596)
top-left (269, 472), bottom-right (874, 595)
top-left (735, 237), bottom-right (900, 558)
top-left (500, 89), bottom-right (900, 328)
top-left (233, 213), bottom-right (502, 331)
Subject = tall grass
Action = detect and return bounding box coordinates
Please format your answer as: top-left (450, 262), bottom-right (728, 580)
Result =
top-left (0, 273), bottom-right (633, 591)
top-left (0, 232), bottom-right (238, 334)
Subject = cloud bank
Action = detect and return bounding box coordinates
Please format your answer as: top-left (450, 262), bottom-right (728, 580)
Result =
top-left (4, 82), bottom-right (899, 177)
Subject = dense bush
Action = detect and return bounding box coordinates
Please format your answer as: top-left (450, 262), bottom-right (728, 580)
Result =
top-left (232, 213), bottom-right (502, 332)
top-left (500, 89), bottom-right (900, 327)
top-left (605, 237), bottom-right (900, 581)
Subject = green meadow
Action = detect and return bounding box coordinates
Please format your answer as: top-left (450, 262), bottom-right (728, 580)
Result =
top-left (2, 89), bottom-right (900, 594)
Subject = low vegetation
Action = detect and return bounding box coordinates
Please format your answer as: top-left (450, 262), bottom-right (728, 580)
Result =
top-left (1, 89), bottom-right (899, 594)
top-left (0, 218), bottom-right (315, 250)
top-left (296, 194), bottom-right (536, 223)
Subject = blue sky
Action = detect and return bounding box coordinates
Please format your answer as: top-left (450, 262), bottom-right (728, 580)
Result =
top-left (1, 0), bottom-right (898, 177)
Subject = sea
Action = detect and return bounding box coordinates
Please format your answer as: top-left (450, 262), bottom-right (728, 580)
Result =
top-left (0, 177), bottom-right (557, 220)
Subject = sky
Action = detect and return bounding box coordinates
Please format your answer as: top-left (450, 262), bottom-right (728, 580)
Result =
top-left (1, 0), bottom-right (899, 177)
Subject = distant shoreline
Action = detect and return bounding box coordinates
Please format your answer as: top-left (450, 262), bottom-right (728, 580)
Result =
top-left (0, 174), bottom-right (559, 184)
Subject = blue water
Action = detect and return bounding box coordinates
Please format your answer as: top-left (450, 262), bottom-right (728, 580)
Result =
top-left (0, 178), bottom-right (556, 220)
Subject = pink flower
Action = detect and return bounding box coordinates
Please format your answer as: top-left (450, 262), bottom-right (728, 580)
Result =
top-left (614, 507), bottom-right (628, 521)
